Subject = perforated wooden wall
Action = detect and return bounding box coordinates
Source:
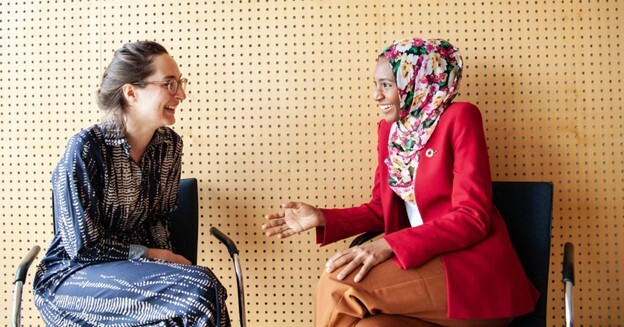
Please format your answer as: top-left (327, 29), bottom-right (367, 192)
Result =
top-left (1, 1), bottom-right (621, 326)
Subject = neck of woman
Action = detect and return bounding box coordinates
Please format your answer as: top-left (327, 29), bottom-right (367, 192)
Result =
top-left (125, 121), bottom-right (158, 164)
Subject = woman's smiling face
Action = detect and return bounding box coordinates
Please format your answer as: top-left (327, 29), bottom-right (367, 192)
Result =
top-left (130, 53), bottom-right (186, 128)
top-left (372, 56), bottom-right (401, 123)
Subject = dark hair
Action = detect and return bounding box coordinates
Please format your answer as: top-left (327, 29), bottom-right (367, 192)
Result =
top-left (97, 41), bottom-right (169, 125)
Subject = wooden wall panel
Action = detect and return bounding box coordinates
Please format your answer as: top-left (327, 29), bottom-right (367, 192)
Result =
top-left (1, 1), bottom-right (621, 325)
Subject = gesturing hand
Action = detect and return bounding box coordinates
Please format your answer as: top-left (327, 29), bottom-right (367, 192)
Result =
top-left (262, 201), bottom-right (324, 239)
top-left (325, 238), bottom-right (394, 283)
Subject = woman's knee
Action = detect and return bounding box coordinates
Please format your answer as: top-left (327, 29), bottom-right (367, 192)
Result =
top-left (315, 270), bottom-right (358, 298)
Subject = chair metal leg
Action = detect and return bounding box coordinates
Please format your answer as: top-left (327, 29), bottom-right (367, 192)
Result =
top-left (562, 242), bottom-right (575, 327)
top-left (232, 253), bottom-right (247, 327)
top-left (12, 281), bottom-right (25, 327)
top-left (12, 245), bottom-right (41, 327)
top-left (564, 281), bottom-right (574, 327)
top-left (210, 227), bottom-right (246, 327)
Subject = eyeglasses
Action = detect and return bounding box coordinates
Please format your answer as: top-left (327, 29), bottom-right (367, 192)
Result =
top-left (132, 77), bottom-right (188, 95)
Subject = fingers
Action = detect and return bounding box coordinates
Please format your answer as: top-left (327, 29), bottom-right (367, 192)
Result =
top-left (281, 201), bottom-right (299, 209)
top-left (261, 218), bottom-right (284, 230)
top-left (269, 224), bottom-right (290, 237)
top-left (176, 254), bottom-right (192, 265)
top-left (263, 225), bottom-right (286, 237)
top-left (353, 263), bottom-right (372, 283)
top-left (335, 258), bottom-right (360, 281)
top-left (332, 254), bottom-right (372, 283)
top-left (326, 246), bottom-right (380, 283)
top-left (265, 202), bottom-right (296, 220)
top-left (264, 211), bottom-right (285, 220)
top-left (148, 249), bottom-right (191, 265)
top-left (262, 219), bottom-right (296, 238)
top-left (262, 203), bottom-right (299, 236)
top-left (262, 216), bottom-right (287, 236)
top-left (276, 228), bottom-right (298, 239)
top-left (326, 250), bottom-right (350, 272)
top-left (263, 202), bottom-right (310, 238)
top-left (262, 202), bottom-right (295, 224)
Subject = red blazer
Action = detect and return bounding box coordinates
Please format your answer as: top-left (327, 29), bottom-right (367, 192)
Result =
top-left (317, 102), bottom-right (539, 319)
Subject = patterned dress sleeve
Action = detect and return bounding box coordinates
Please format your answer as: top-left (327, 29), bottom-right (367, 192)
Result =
top-left (145, 129), bottom-right (183, 250)
top-left (52, 132), bottom-right (131, 262)
top-left (141, 128), bottom-right (183, 250)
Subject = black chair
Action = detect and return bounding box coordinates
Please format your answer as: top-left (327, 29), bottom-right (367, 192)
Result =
top-left (349, 181), bottom-right (574, 326)
top-left (169, 177), bottom-right (199, 265)
top-left (12, 178), bottom-right (247, 327)
top-left (171, 178), bottom-right (247, 327)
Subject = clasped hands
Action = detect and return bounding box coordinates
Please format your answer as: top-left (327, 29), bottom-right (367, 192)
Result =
top-left (146, 248), bottom-right (191, 265)
top-left (262, 201), bottom-right (394, 282)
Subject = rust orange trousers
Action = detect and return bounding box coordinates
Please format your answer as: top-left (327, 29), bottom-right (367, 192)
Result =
top-left (314, 257), bottom-right (514, 327)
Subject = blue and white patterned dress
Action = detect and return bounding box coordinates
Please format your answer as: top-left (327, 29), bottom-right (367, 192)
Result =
top-left (33, 119), bottom-right (230, 327)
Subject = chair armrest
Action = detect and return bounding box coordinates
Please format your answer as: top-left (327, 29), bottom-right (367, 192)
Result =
top-left (349, 231), bottom-right (383, 248)
top-left (14, 245), bottom-right (41, 284)
top-left (210, 227), bottom-right (239, 257)
top-left (13, 245), bottom-right (41, 327)
top-left (209, 227), bottom-right (247, 327)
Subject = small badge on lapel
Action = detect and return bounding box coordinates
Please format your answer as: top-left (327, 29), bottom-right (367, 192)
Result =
top-left (425, 148), bottom-right (437, 158)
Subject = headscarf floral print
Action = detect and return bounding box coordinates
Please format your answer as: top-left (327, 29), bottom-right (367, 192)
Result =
top-left (379, 38), bottom-right (463, 204)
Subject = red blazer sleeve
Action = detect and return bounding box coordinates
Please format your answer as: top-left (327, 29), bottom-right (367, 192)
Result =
top-left (384, 103), bottom-right (494, 269)
top-left (316, 123), bottom-right (386, 245)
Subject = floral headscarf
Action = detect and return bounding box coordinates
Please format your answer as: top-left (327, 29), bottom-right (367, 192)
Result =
top-left (379, 38), bottom-right (463, 204)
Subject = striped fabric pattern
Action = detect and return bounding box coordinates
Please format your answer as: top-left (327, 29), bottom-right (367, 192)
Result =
top-left (33, 120), bottom-right (229, 326)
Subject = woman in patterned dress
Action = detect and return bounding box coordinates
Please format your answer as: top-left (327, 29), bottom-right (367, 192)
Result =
top-left (262, 37), bottom-right (538, 326)
top-left (33, 41), bottom-right (230, 327)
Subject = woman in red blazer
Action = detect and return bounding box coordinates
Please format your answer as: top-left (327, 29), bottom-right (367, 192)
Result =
top-left (263, 37), bottom-right (539, 327)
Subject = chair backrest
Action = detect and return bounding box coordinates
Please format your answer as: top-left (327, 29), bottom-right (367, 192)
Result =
top-left (52, 178), bottom-right (199, 265)
top-left (492, 181), bottom-right (553, 327)
top-left (169, 178), bottom-right (199, 265)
